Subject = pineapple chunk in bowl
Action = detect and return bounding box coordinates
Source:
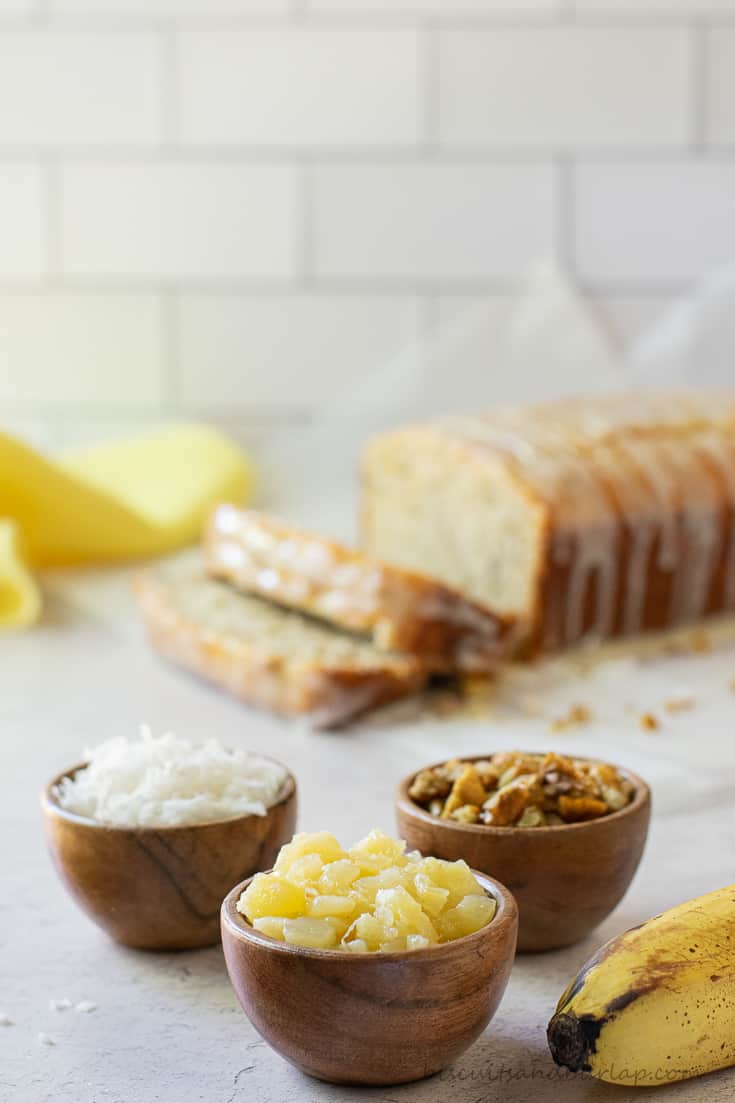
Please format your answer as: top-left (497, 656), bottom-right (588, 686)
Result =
top-left (221, 829), bottom-right (518, 1086)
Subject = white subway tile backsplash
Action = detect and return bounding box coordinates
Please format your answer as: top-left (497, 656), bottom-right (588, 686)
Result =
top-left (0, 0), bottom-right (34, 13)
top-left (0, 32), bottom-right (160, 148)
top-left (60, 163), bottom-right (297, 279)
top-left (313, 163), bottom-right (556, 281)
top-left (178, 29), bottom-right (419, 149)
top-left (706, 29), bottom-right (735, 146)
top-left (178, 293), bottom-right (420, 407)
top-left (575, 162), bottom-right (735, 283)
top-left (0, 164), bottom-right (45, 279)
top-left (439, 28), bottom-right (691, 150)
top-left (0, 293), bottom-right (164, 404)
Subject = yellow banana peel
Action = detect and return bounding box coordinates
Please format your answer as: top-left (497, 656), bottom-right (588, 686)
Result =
top-left (548, 884), bottom-right (735, 1087)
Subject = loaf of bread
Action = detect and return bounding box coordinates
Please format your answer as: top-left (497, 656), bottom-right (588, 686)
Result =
top-left (204, 506), bottom-right (515, 672)
top-left (135, 563), bottom-right (426, 728)
top-left (361, 391), bottom-right (735, 653)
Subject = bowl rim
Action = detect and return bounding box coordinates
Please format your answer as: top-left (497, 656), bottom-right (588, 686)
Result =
top-left (395, 751), bottom-right (650, 838)
top-left (40, 752), bottom-right (297, 834)
top-left (221, 867), bottom-right (517, 963)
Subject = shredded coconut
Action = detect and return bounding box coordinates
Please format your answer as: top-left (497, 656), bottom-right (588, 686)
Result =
top-left (0, 1013), bottom-right (13, 1026)
top-left (49, 999), bottom-right (72, 1012)
top-left (54, 727), bottom-right (288, 828)
top-left (38, 1033), bottom-right (56, 1047)
top-left (75, 1002), bottom-right (97, 1014)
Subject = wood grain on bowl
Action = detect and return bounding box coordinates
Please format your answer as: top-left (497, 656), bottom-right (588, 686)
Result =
top-left (41, 765), bottom-right (297, 951)
top-left (396, 754), bottom-right (651, 953)
top-left (221, 870), bottom-right (518, 1086)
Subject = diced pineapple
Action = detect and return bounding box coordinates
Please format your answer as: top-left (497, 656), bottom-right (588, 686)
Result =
top-left (252, 916), bottom-right (286, 941)
top-left (238, 873), bottom-right (306, 921)
top-left (236, 830), bottom-right (497, 954)
top-left (406, 934), bottom-right (430, 951)
top-left (374, 886), bottom-right (438, 945)
top-left (274, 832), bottom-right (346, 874)
top-left (417, 857), bottom-right (484, 906)
top-left (352, 867), bottom-right (404, 908)
top-left (282, 917), bottom-right (339, 949)
top-left (350, 912), bottom-right (396, 952)
top-left (349, 829), bottom-right (407, 874)
top-left (287, 853), bottom-right (324, 885)
top-left (321, 914), bottom-right (352, 940)
top-left (408, 872), bottom-right (450, 917)
top-left (438, 893), bottom-right (497, 941)
top-left (343, 938), bottom-right (369, 954)
top-left (318, 859), bottom-right (361, 893)
top-left (308, 894), bottom-right (358, 918)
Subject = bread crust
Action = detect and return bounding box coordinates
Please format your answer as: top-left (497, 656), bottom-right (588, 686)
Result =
top-left (134, 569), bottom-right (425, 729)
top-left (361, 391), bottom-right (735, 654)
top-left (204, 506), bottom-right (515, 672)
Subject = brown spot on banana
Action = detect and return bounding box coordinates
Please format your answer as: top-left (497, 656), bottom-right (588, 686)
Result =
top-left (546, 1012), bottom-right (604, 1073)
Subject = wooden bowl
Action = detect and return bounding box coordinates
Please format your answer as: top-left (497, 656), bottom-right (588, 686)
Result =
top-left (41, 761), bottom-right (297, 951)
top-left (396, 754), bottom-right (651, 953)
top-left (221, 870), bottom-right (518, 1086)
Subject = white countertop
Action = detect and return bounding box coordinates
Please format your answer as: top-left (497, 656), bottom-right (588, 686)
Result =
top-left (3, 568), bottom-right (735, 1103)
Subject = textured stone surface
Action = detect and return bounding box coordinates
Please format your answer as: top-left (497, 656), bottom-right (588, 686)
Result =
top-left (2, 572), bottom-right (735, 1102)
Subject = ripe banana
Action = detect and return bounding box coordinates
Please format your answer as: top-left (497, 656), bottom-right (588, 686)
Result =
top-left (547, 884), bottom-right (735, 1087)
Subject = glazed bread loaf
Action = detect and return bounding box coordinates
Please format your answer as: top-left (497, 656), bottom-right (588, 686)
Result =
top-left (361, 391), bottom-right (735, 653)
top-left (204, 506), bottom-right (515, 672)
top-left (135, 564), bottom-right (425, 728)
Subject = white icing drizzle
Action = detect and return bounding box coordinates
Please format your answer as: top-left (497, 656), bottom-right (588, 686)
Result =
top-left (695, 433), bottom-right (735, 611)
top-left (441, 393), bottom-right (735, 645)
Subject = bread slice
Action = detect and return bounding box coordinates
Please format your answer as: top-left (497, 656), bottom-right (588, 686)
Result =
top-left (204, 505), bottom-right (515, 672)
top-left (134, 562), bottom-right (426, 728)
top-left (361, 390), bottom-right (735, 653)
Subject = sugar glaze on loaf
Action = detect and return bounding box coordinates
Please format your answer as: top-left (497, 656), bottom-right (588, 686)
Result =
top-left (361, 391), bottom-right (735, 653)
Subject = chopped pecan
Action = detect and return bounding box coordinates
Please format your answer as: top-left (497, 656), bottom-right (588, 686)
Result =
top-left (442, 765), bottom-right (487, 818)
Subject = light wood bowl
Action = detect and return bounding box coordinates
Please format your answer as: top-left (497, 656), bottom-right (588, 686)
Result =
top-left (41, 760), bottom-right (297, 951)
top-left (221, 869), bottom-right (518, 1086)
top-left (396, 753), bottom-right (651, 953)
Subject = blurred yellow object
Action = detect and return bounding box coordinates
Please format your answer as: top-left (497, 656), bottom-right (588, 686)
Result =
top-left (0, 423), bottom-right (254, 627)
top-left (0, 520), bottom-right (42, 628)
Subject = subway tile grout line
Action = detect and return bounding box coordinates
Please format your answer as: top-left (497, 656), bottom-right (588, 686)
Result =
top-left (3, 146), bottom-right (735, 165)
top-left (1, 13), bottom-right (732, 32)
top-left (0, 276), bottom-right (702, 297)
top-left (7, 141), bottom-right (735, 163)
top-left (0, 397), bottom-right (314, 422)
top-left (690, 20), bottom-right (709, 153)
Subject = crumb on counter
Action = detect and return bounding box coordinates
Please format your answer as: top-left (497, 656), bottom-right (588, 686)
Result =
top-left (548, 703), bottom-right (593, 733)
top-left (663, 695), bottom-right (695, 713)
top-left (639, 711), bottom-right (660, 731)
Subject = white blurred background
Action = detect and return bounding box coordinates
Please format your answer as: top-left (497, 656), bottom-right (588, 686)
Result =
top-left (1, 1), bottom-right (734, 452)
